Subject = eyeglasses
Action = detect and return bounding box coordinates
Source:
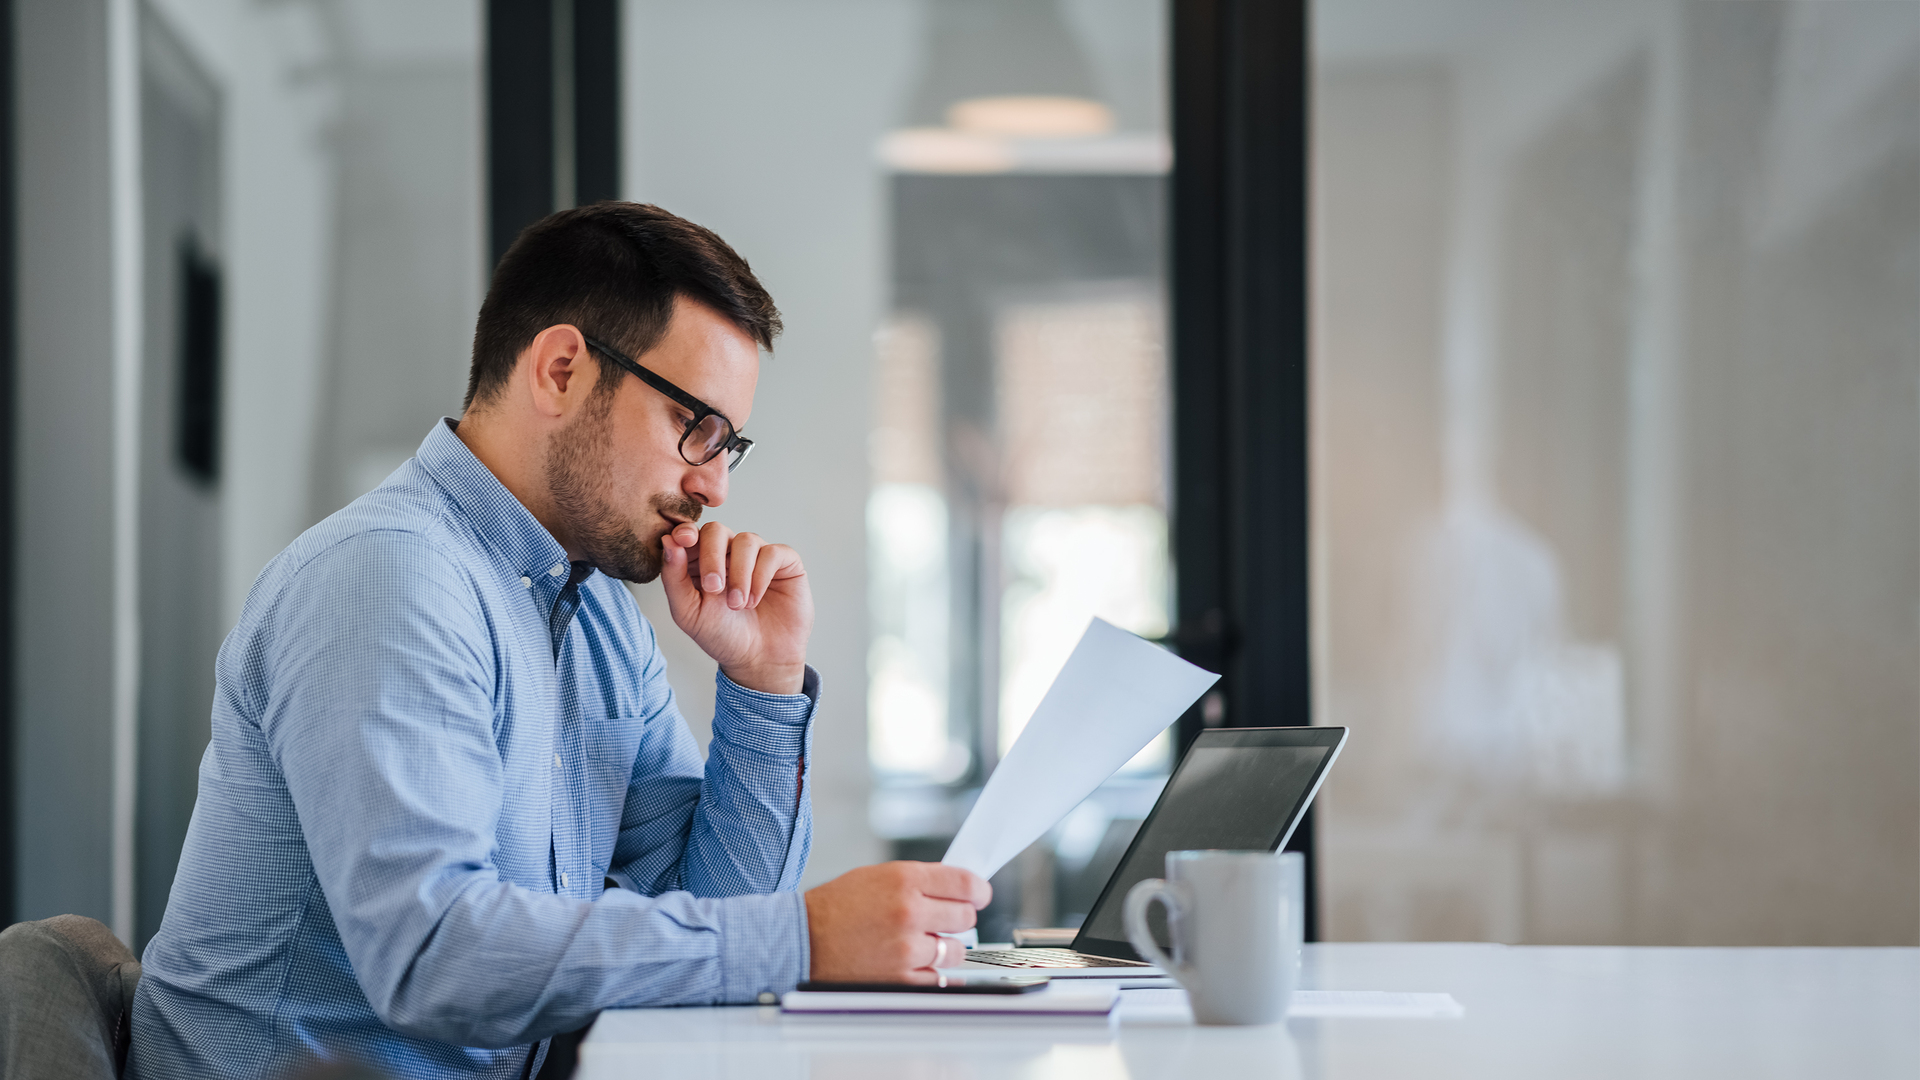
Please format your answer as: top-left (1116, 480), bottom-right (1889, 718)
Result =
top-left (580, 332), bottom-right (755, 473)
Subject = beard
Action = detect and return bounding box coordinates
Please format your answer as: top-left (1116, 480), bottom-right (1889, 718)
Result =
top-left (545, 389), bottom-right (703, 583)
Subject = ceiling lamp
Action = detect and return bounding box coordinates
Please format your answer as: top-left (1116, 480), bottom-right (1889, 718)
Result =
top-left (946, 95), bottom-right (1115, 138)
top-left (882, 0), bottom-right (1165, 175)
top-left (876, 129), bottom-right (1018, 174)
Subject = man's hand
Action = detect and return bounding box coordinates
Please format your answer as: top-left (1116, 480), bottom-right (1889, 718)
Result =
top-left (661, 521), bottom-right (812, 694)
top-left (804, 862), bottom-right (992, 983)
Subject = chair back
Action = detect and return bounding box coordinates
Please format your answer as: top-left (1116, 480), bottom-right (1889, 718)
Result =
top-left (0, 915), bottom-right (142, 1080)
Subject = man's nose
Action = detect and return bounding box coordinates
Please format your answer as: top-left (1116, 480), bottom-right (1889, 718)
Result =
top-left (683, 456), bottom-right (729, 507)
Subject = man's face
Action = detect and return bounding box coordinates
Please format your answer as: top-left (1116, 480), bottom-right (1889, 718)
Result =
top-left (545, 296), bottom-right (760, 582)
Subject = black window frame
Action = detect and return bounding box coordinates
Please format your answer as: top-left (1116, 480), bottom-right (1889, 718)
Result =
top-left (1170, 0), bottom-right (1317, 939)
top-left (487, 0), bottom-right (621, 269)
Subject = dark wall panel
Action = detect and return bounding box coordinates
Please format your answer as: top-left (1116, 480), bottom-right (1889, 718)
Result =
top-left (487, 0), bottom-right (554, 266)
top-left (488, 0), bottom-right (621, 268)
top-left (1171, 0), bottom-right (1315, 935)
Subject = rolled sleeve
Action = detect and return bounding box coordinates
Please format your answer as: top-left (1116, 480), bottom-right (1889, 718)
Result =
top-left (710, 665), bottom-right (819, 757)
top-left (714, 890), bottom-right (812, 1001)
top-left (661, 666), bottom-right (819, 897)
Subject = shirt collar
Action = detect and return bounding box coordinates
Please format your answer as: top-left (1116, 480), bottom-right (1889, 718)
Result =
top-left (415, 417), bottom-right (575, 584)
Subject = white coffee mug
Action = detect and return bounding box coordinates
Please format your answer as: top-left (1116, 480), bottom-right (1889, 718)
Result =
top-left (1276, 850), bottom-right (1305, 985)
top-left (1124, 849), bottom-right (1293, 1025)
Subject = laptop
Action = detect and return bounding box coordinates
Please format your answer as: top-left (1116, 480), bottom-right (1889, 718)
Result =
top-left (957, 725), bottom-right (1348, 979)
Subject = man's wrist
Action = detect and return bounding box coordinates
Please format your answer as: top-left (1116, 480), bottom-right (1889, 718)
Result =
top-left (711, 667), bottom-right (815, 758)
top-left (721, 661), bottom-right (806, 696)
top-left (711, 890), bottom-right (812, 1003)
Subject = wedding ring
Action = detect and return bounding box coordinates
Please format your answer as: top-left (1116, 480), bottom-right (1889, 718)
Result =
top-left (933, 936), bottom-right (949, 967)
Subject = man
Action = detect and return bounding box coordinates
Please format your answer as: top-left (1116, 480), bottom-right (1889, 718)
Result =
top-left (130, 203), bottom-right (990, 1080)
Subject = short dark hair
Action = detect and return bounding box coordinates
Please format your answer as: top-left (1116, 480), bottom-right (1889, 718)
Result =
top-left (465, 202), bottom-right (782, 409)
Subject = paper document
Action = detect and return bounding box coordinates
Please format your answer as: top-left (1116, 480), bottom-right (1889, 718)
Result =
top-left (942, 618), bottom-right (1219, 880)
top-left (782, 984), bottom-right (1118, 1016)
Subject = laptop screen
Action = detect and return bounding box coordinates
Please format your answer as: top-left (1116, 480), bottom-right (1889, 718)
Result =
top-left (1073, 726), bottom-right (1347, 960)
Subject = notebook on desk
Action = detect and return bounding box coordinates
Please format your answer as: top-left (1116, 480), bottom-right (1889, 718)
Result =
top-left (957, 725), bottom-right (1347, 980)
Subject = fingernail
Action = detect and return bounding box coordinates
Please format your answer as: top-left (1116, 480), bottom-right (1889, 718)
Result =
top-left (703, 572), bottom-right (722, 593)
top-left (728, 588), bottom-right (745, 609)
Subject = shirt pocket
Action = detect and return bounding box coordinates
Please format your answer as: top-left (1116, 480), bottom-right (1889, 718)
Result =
top-left (583, 712), bottom-right (647, 771)
top-left (583, 713), bottom-right (646, 874)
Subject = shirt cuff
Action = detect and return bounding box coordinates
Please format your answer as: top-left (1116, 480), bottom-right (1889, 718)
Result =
top-left (715, 889), bottom-right (811, 1002)
top-left (711, 666), bottom-right (818, 759)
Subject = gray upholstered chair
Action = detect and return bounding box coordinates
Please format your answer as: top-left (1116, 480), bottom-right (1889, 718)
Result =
top-left (0, 915), bottom-right (142, 1080)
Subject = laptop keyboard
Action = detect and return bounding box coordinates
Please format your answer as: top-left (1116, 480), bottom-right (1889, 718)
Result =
top-left (965, 948), bottom-right (1149, 969)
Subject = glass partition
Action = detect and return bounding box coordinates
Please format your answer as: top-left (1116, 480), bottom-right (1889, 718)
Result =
top-left (1312, 0), bottom-right (1920, 944)
top-left (625, 0), bottom-right (1170, 938)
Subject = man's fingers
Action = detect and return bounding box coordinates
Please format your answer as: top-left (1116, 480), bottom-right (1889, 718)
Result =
top-left (659, 527), bottom-right (700, 611)
top-left (928, 934), bottom-right (971, 969)
top-left (920, 934), bottom-right (953, 971)
top-left (696, 522), bottom-right (733, 596)
top-left (806, 863), bottom-right (989, 985)
top-left (913, 895), bottom-right (979, 935)
top-left (727, 533), bottom-right (763, 610)
top-left (747, 544), bottom-right (801, 608)
top-left (912, 864), bottom-right (993, 909)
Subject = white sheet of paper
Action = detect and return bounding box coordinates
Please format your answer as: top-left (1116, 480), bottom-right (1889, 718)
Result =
top-left (941, 617), bottom-right (1219, 880)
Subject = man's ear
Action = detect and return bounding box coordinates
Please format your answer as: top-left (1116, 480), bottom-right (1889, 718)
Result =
top-left (524, 324), bottom-right (596, 418)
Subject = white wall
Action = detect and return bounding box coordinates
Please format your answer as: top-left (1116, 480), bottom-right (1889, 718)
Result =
top-left (12, 0), bottom-right (120, 924)
top-left (12, 0), bottom-right (483, 926)
top-left (306, 1), bottom-right (483, 518)
top-left (148, 0), bottom-right (343, 624)
top-left (150, 0), bottom-right (482, 622)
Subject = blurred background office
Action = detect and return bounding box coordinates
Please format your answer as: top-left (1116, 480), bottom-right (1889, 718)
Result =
top-left (3, 0), bottom-right (1915, 953)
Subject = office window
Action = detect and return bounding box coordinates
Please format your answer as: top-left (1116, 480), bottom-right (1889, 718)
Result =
top-left (870, 8), bottom-right (1172, 939)
top-left (875, 178), bottom-right (1170, 788)
top-left (1312, 0), bottom-right (1920, 944)
top-left (622, 0), bottom-right (1168, 936)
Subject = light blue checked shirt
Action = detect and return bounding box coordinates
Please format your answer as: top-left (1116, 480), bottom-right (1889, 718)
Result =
top-left (129, 419), bottom-right (817, 1080)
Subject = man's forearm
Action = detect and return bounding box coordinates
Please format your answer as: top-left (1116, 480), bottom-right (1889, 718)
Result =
top-left (632, 667), bottom-right (816, 897)
top-left (376, 880), bottom-right (811, 1045)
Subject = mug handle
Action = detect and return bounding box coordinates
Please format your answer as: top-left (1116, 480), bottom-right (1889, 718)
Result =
top-left (1123, 878), bottom-right (1194, 987)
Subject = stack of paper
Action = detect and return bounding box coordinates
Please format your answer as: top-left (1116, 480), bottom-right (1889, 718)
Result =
top-left (781, 984), bottom-right (1119, 1017)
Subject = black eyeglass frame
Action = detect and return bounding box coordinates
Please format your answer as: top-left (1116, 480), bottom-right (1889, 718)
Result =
top-left (580, 332), bottom-right (755, 472)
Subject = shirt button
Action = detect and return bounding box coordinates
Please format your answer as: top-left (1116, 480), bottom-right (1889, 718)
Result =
top-left (553, 753), bottom-right (562, 769)
top-left (549, 562), bottom-right (565, 577)
top-left (560, 872), bottom-right (570, 888)
top-left (520, 576), bottom-right (532, 588)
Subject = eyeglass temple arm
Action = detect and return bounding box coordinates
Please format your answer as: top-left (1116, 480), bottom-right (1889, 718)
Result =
top-left (580, 333), bottom-right (713, 419)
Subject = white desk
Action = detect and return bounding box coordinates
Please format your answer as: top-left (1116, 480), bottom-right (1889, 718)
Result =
top-left (578, 943), bottom-right (1919, 1079)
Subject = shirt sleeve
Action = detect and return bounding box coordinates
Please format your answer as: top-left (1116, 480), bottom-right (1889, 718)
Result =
top-left (259, 532), bottom-right (813, 1049)
top-left (608, 617), bottom-right (818, 899)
